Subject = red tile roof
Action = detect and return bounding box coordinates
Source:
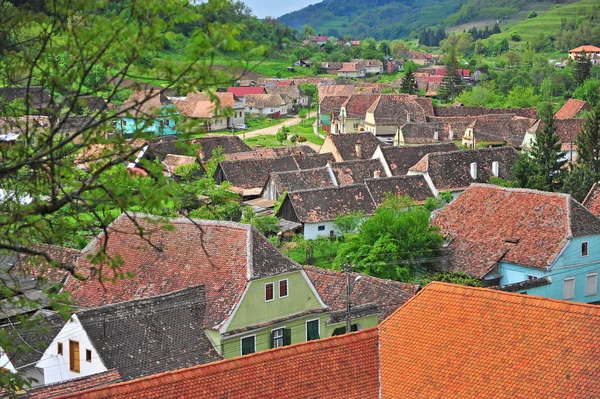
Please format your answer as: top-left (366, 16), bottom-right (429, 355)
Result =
top-left (226, 86), bottom-right (266, 97)
top-left (432, 184), bottom-right (600, 277)
top-left (55, 328), bottom-right (379, 399)
top-left (304, 266), bottom-right (418, 322)
top-left (341, 94), bottom-right (380, 118)
top-left (380, 282), bottom-right (600, 398)
top-left (554, 99), bottom-right (591, 119)
top-left (63, 214), bottom-right (303, 329)
top-left (583, 182), bottom-right (600, 217)
top-left (24, 370), bottom-right (122, 398)
top-left (569, 45), bottom-right (600, 53)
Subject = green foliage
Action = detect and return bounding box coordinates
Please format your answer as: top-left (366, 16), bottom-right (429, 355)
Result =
top-left (276, 127), bottom-right (289, 144)
top-left (299, 83), bottom-right (318, 104)
top-left (505, 86), bottom-right (539, 108)
top-left (573, 78), bottom-right (600, 106)
top-left (530, 103), bottom-right (567, 191)
top-left (575, 105), bottom-right (600, 174)
top-left (418, 271), bottom-right (482, 287)
top-left (562, 165), bottom-right (598, 202)
top-left (333, 196), bottom-right (444, 281)
top-left (400, 69), bottom-right (418, 95)
top-left (289, 133), bottom-right (299, 145)
top-left (528, 10), bottom-right (538, 18)
top-left (297, 135), bottom-right (307, 142)
top-left (298, 108), bottom-right (308, 125)
top-left (489, 176), bottom-right (519, 188)
top-left (173, 162), bottom-right (201, 180)
top-left (241, 206), bottom-right (281, 237)
top-left (273, 192), bottom-right (287, 214)
top-left (438, 48), bottom-right (464, 101)
top-left (334, 211), bottom-right (365, 237)
top-left (573, 51), bottom-right (592, 85)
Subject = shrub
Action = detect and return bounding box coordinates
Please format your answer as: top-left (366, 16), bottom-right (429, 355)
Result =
top-left (510, 31), bottom-right (521, 42)
top-left (528, 10), bottom-right (537, 18)
top-left (297, 135), bottom-right (307, 142)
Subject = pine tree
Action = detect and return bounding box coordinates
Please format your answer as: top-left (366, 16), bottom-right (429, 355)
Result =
top-left (438, 48), bottom-right (464, 101)
top-left (400, 69), bottom-right (418, 95)
top-left (531, 103), bottom-right (567, 191)
top-left (492, 23), bottom-right (501, 34)
top-left (574, 51), bottom-right (592, 85)
top-left (575, 105), bottom-right (600, 174)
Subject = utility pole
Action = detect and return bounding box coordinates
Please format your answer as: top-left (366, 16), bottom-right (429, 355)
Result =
top-left (345, 256), bottom-right (352, 334)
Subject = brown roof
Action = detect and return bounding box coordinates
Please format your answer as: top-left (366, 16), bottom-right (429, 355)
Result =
top-left (54, 329), bottom-right (379, 399)
top-left (432, 184), bottom-right (600, 277)
top-left (583, 182), bottom-right (600, 217)
top-left (528, 118), bottom-right (585, 145)
top-left (147, 135), bottom-right (251, 162)
top-left (63, 214), bottom-right (303, 329)
top-left (380, 281), bottom-right (600, 399)
top-left (409, 147), bottom-right (518, 192)
top-left (304, 266), bottom-right (418, 322)
top-left (0, 86), bottom-right (52, 111)
top-left (341, 94), bottom-right (380, 118)
top-left (569, 45), bottom-right (600, 53)
top-left (367, 94), bottom-right (428, 125)
top-left (317, 85), bottom-right (357, 100)
top-left (24, 370), bottom-right (122, 398)
top-left (319, 95), bottom-right (350, 115)
top-left (173, 92), bottom-right (236, 119)
top-left (216, 156), bottom-right (300, 189)
top-left (244, 94), bottom-right (286, 109)
top-left (470, 116), bottom-right (536, 147)
top-left (380, 143), bottom-right (459, 176)
top-left (266, 167), bottom-right (335, 194)
top-left (292, 152), bottom-right (335, 169)
top-left (326, 132), bottom-right (383, 161)
top-left (555, 99), bottom-right (591, 119)
top-left (413, 97), bottom-right (434, 117)
top-left (399, 122), bottom-right (453, 144)
top-left (330, 159), bottom-right (385, 185)
top-left (338, 62), bottom-right (363, 72)
top-left (121, 89), bottom-right (172, 117)
top-left (162, 154), bottom-right (198, 172)
top-left (364, 175), bottom-right (434, 205)
top-left (224, 145), bottom-right (316, 161)
top-left (264, 86), bottom-right (307, 100)
top-left (434, 105), bottom-right (538, 119)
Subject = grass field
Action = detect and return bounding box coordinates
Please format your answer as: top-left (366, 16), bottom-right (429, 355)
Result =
top-left (288, 118), bottom-right (324, 146)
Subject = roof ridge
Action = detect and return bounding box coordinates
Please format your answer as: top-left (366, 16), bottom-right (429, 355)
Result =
top-left (470, 183), bottom-right (572, 200)
top-left (582, 182), bottom-right (599, 206)
top-left (289, 182), bottom-right (368, 195)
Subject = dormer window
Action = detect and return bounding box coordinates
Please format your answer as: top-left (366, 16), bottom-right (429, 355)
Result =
top-left (265, 283), bottom-right (274, 301)
top-left (582, 241), bottom-right (589, 257)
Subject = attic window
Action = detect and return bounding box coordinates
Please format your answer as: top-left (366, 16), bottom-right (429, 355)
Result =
top-left (86, 349), bottom-right (92, 362)
top-left (265, 283), bottom-right (274, 302)
top-left (57, 342), bottom-right (63, 355)
top-left (582, 241), bottom-right (589, 257)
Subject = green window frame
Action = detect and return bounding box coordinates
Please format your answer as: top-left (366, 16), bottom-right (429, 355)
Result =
top-left (306, 319), bottom-right (320, 341)
top-left (270, 327), bottom-right (292, 348)
top-left (241, 335), bottom-right (255, 355)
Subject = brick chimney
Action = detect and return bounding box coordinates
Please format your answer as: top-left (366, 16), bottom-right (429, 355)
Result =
top-left (355, 140), bottom-right (362, 158)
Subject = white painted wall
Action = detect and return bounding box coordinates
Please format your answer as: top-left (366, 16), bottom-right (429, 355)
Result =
top-left (36, 315), bottom-right (107, 385)
top-left (303, 221), bottom-right (340, 240)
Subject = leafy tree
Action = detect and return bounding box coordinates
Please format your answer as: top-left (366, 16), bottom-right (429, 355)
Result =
top-left (505, 86), bottom-right (540, 108)
top-left (530, 103), bottom-right (567, 191)
top-left (400, 69), bottom-right (418, 95)
top-left (299, 83), bottom-right (318, 104)
top-left (573, 78), bottom-right (600, 106)
top-left (511, 152), bottom-right (542, 189)
top-left (562, 165), bottom-right (598, 202)
top-left (333, 196), bottom-right (444, 281)
top-left (289, 133), bottom-right (299, 145)
top-left (438, 48), bottom-right (464, 101)
top-left (276, 126), bottom-right (289, 144)
top-left (575, 105), bottom-right (600, 174)
top-left (402, 60), bottom-right (419, 74)
top-left (573, 51), bottom-right (592, 86)
top-left (390, 39), bottom-right (409, 56)
top-left (241, 206), bottom-right (280, 237)
top-left (302, 24), bottom-right (316, 38)
top-left (418, 271), bottom-right (482, 287)
top-left (378, 40), bottom-right (390, 55)
top-left (505, 50), bottom-right (521, 68)
top-left (334, 211), bottom-right (365, 237)
top-left (298, 108), bottom-right (308, 125)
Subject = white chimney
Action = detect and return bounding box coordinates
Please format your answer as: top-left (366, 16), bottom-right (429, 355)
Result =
top-left (355, 140), bottom-right (362, 158)
top-left (434, 131), bottom-right (439, 141)
top-left (374, 170), bottom-right (381, 178)
top-left (407, 113), bottom-right (411, 123)
top-left (492, 161), bottom-right (500, 177)
top-left (470, 162), bottom-right (478, 180)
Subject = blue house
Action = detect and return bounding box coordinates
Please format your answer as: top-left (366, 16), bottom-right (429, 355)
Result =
top-left (433, 184), bottom-right (600, 304)
top-left (118, 90), bottom-right (179, 136)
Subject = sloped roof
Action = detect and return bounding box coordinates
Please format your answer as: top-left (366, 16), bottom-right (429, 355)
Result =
top-left (434, 105), bottom-right (538, 119)
top-left (380, 282), bottom-right (600, 398)
top-left (173, 92), bottom-right (236, 119)
top-left (226, 86), bottom-right (266, 97)
top-left (527, 118), bottom-right (585, 146)
top-left (330, 159), bottom-right (385, 185)
top-left (555, 99), bottom-right (591, 119)
top-left (292, 152), bottom-right (335, 169)
top-left (76, 286), bottom-right (222, 380)
top-left (216, 156), bottom-right (300, 189)
top-left (24, 370), bottom-right (122, 398)
top-left (409, 147), bottom-right (518, 192)
top-left (265, 85), bottom-right (307, 100)
top-left (367, 94), bottom-right (428, 124)
top-left (0, 86), bottom-right (52, 110)
top-left (54, 329), bottom-right (379, 399)
top-left (432, 184), bottom-right (600, 277)
top-left (364, 175), bottom-right (434, 205)
top-left (224, 145), bottom-right (315, 161)
top-left (75, 96), bottom-right (108, 114)
top-left (317, 85), bottom-right (356, 100)
top-left (304, 266), bottom-right (418, 322)
top-left (470, 116), bottom-right (536, 147)
top-left (148, 135), bottom-right (251, 162)
top-left (121, 89), bottom-right (172, 118)
top-left (380, 143), bottom-right (459, 176)
top-left (326, 132), bottom-right (382, 161)
top-left (266, 167), bottom-right (335, 194)
top-left (319, 95), bottom-right (350, 114)
top-left (338, 62), bottom-right (363, 72)
top-left (341, 94), bottom-right (380, 118)
top-left (282, 184), bottom-right (377, 223)
top-left (162, 154), bottom-right (199, 172)
top-left (413, 97), bottom-right (434, 117)
top-left (244, 94), bottom-right (286, 109)
top-left (569, 45), bottom-right (600, 52)
top-left (63, 214), bottom-right (303, 329)
top-left (399, 122), bottom-right (452, 144)
top-left (583, 182), bottom-right (600, 217)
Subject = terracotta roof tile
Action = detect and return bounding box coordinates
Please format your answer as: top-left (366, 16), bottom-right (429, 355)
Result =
top-left (341, 94), bottom-right (380, 118)
top-left (23, 370), bottom-right (122, 399)
top-left (368, 94), bottom-right (428, 124)
top-left (226, 86), bottom-right (266, 97)
top-left (583, 182), bottom-right (600, 217)
top-left (380, 143), bottom-right (459, 176)
top-left (319, 95), bottom-right (350, 114)
top-left (147, 135), bottom-right (251, 162)
top-left (326, 132), bottom-right (382, 161)
top-left (224, 145), bottom-right (315, 161)
top-left (364, 175), bottom-right (434, 205)
top-left (266, 166), bottom-right (335, 194)
top-left (244, 94), bottom-right (286, 108)
top-left (380, 282), bottom-right (600, 398)
top-left (555, 99), bottom-right (591, 119)
top-left (569, 45), bottom-right (600, 52)
top-left (317, 85), bottom-right (357, 100)
top-left (331, 159), bottom-right (385, 185)
top-left (470, 115), bottom-right (537, 146)
top-left (54, 328), bottom-right (379, 399)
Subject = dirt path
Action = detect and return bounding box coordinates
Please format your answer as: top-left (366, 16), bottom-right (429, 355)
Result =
top-left (243, 116), bottom-right (302, 138)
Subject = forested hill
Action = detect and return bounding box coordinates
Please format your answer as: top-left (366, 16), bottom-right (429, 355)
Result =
top-left (278, 0), bottom-right (568, 40)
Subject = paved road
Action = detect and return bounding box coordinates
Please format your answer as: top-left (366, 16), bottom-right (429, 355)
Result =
top-left (243, 116), bottom-right (302, 138)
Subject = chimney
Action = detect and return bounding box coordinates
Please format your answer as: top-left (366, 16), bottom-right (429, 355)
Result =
top-left (449, 128), bottom-right (454, 139)
top-left (374, 170), bottom-right (381, 178)
top-left (492, 161), bottom-right (499, 177)
top-left (470, 162), bottom-right (478, 180)
top-left (407, 112), bottom-right (411, 123)
top-left (355, 140), bottom-right (362, 158)
top-left (434, 131), bottom-right (439, 141)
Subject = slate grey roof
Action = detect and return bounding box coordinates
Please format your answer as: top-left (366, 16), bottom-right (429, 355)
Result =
top-left (293, 153), bottom-right (335, 169)
top-left (0, 87), bottom-right (52, 111)
top-left (148, 135), bottom-right (251, 162)
top-left (380, 143), bottom-right (459, 176)
top-left (267, 167), bottom-right (335, 194)
top-left (224, 145), bottom-right (315, 161)
top-left (75, 96), bottom-right (108, 114)
top-left (367, 95), bottom-right (428, 125)
top-left (364, 175), bottom-right (434, 205)
top-left (77, 286), bottom-right (222, 381)
top-left (327, 132), bottom-right (382, 161)
top-left (399, 122), bottom-right (452, 144)
top-left (215, 156), bottom-right (300, 189)
top-left (433, 106), bottom-right (538, 119)
top-left (331, 159), bottom-right (385, 185)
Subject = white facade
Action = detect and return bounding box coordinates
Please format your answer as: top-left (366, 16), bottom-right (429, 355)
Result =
top-left (36, 315), bottom-right (107, 385)
top-left (303, 221), bottom-right (341, 240)
top-left (245, 106), bottom-right (285, 116)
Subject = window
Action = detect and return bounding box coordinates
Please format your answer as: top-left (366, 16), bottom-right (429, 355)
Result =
top-left (331, 324), bottom-right (358, 336)
top-left (122, 120), bottom-right (127, 127)
top-left (69, 340), bottom-right (80, 373)
top-left (317, 225), bottom-right (325, 231)
top-left (353, 123), bottom-right (359, 129)
top-left (165, 119), bottom-right (170, 127)
top-left (159, 120), bottom-right (164, 128)
top-left (241, 335), bottom-right (255, 355)
top-left (57, 342), bottom-right (63, 355)
top-left (586, 273), bottom-right (598, 296)
top-left (265, 283), bottom-right (274, 302)
top-left (272, 328), bottom-right (284, 348)
top-left (563, 277), bottom-right (575, 300)
top-left (527, 275), bottom-right (536, 280)
top-left (582, 241), bottom-right (589, 257)
top-left (279, 279), bottom-right (288, 298)
top-left (306, 319), bottom-right (320, 341)
top-left (86, 349), bottom-right (92, 362)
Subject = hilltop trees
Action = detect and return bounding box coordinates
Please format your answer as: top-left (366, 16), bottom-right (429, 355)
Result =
top-left (438, 48), bottom-right (464, 101)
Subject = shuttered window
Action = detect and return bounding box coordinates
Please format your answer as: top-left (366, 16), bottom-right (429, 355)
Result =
top-left (586, 273), bottom-right (598, 296)
top-left (306, 319), bottom-right (320, 341)
top-left (279, 279), bottom-right (288, 298)
top-left (69, 341), bottom-right (80, 373)
top-left (241, 336), bottom-right (255, 355)
top-left (265, 283), bottom-right (274, 302)
top-left (563, 278), bottom-right (575, 300)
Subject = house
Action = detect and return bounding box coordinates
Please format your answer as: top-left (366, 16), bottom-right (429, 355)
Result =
top-left (319, 131), bottom-right (383, 161)
top-left (337, 63), bottom-right (367, 79)
top-left (568, 45), bottom-right (600, 61)
top-left (172, 92), bottom-right (245, 132)
top-left (522, 118), bottom-right (585, 161)
top-left (330, 158), bottom-right (388, 186)
top-left (223, 145), bottom-right (317, 161)
top-left (244, 94), bottom-right (288, 117)
top-left (118, 90), bottom-right (178, 136)
top-left (403, 51), bottom-right (432, 66)
top-left (363, 95), bottom-right (429, 136)
top-left (353, 59), bottom-right (384, 75)
top-left (317, 84), bottom-right (356, 101)
top-left (395, 122), bottom-right (455, 145)
top-left (261, 166), bottom-right (336, 201)
top-left (35, 286), bottom-right (221, 385)
top-left (265, 86), bottom-right (309, 110)
top-left (554, 99), bottom-right (591, 119)
top-left (0, 86), bottom-right (52, 114)
top-left (310, 35), bottom-right (327, 45)
top-left (407, 147), bottom-right (518, 197)
top-left (461, 115), bottom-right (536, 148)
top-left (335, 94), bottom-right (380, 134)
top-left (62, 214), bottom-right (400, 360)
top-left (372, 143), bottom-right (459, 177)
top-left (432, 184), bottom-right (600, 301)
top-left (424, 75), bottom-right (443, 97)
top-left (379, 282), bottom-right (600, 398)
top-left (433, 105), bottom-right (538, 119)
top-left (72, 96), bottom-right (108, 115)
top-left (318, 95), bottom-right (349, 133)
top-left (226, 86), bottom-right (266, 101)
top-left (162, 154), bottom-right (204, 178)
top-left (276, 175), bottom-right (434, 239)
top-left (147, 135), bottom-right (251, 164)
top-left (320, 62), bottom-right (344, 74)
